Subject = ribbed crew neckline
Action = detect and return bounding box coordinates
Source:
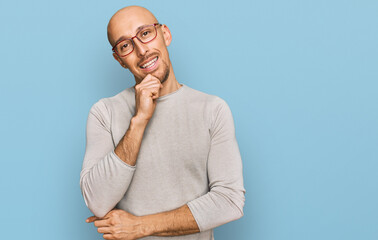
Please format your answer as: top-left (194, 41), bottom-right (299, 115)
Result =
top-left (157, 83), bottom-right (185, 101)
top-left (129, 83), bottom-right (185, 102)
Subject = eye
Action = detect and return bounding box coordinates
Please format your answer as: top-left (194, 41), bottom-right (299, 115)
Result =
top-left (142, 30), bottom-right (151, 36)
top-left (120, 43), bottom-right (129, 50)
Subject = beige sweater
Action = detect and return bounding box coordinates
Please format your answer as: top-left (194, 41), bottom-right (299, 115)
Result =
top-left (80, 84), bottom-right (245, 239)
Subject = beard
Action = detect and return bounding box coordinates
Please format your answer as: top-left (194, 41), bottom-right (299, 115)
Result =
top-left (134, 53), bottom-right (171, 84)
top-left (157, 59), bottom-right (170, 84)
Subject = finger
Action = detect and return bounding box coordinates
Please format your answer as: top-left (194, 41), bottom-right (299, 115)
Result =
top-left (86, 216), bottom-right (101, 223)
top-left (138, 84), bottom-right (162, 98)
top-left (97, 226), bottom-right (112, 234)
top-left (135, 81), bottom-right (160, 94)
top-left (149, 75), bottom-right (164, 88)
top-left (140, 83), bottom-right (162, 92)
top-left (103, 234), bottom-right (115, 240)
top-left (94, 219), bottom-right (111, 227)
top-left (138, 78), bottom-right (161, 88)
top-left (139, 74), bottom-right (153, 84)
top-left (148, 86), bottom-right (161, 99)
top-left (138, 81), bottom-right (162, 90)
top-left (138, 83), bottom-right (162, 94)
top-left (151, 91), bottom-right (160, 99)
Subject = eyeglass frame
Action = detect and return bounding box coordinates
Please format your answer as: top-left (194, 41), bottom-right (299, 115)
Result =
top-left (112, 23), bottom-right (162, 58)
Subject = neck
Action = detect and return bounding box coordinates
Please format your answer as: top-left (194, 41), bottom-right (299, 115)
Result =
top-left (159, 65), bottom-right (181, 97)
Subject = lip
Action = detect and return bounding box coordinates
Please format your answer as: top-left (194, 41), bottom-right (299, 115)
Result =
top-left (139, 56), bottom-right (159, 72)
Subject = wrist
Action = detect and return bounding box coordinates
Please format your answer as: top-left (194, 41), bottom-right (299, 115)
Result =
top-left (130, 115), bottom-right (149, 129)
top-left (139, 215), bottom-right (157, 237)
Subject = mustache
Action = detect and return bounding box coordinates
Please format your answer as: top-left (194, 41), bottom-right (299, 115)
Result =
top-left (138, 52), bottom-right (160, 66)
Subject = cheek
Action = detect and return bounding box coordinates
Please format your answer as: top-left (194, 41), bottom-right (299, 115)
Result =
top-left (154, 44), bottom-right (169, 60)
top-left (123, 58), bottom-right (138, 69)
top-left (161, 50), bottom-right (171, 66)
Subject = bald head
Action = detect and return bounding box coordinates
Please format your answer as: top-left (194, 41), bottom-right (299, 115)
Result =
top-left (107, 6), bottom-right (159, 47)
top-left (106, 6), bottom-right (173, 84)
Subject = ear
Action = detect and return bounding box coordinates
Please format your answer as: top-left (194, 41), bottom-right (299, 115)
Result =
top-left (113, 53), bottom-right (128, 69)
top-left (161, 24), bottom-right (172, 47)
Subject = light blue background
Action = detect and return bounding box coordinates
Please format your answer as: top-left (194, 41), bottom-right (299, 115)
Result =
top-left (1, 0), bottom-right (377, 239)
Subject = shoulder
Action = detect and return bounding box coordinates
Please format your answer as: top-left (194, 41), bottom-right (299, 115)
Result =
top-left (182, 84), bottom-right (233, 129)
top-left (182, 84), bottom-right (229, 109)
top-left (88, 87), bottom-right (135, 126)
top-left (89, 87), bottom-right (135, 114)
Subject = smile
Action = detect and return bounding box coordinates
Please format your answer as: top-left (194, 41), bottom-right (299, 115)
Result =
top-left (140, 57), bottom-right (158, 70)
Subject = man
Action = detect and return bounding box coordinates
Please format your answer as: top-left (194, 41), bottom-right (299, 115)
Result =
top-left (80, 5), bottom-right (245, 240)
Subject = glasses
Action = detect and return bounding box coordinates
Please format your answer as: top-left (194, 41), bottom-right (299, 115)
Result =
top-left (112, 23), bottom-right (162, 57)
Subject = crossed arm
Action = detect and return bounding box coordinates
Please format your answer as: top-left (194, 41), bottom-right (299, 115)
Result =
top-left (86, 205), bottom-right (199, 239)
top-left (83, 114), bottom-right (200, 239)
top-left (80, 80), bottom-right (245, 239)
top-left (81, 78), bottom-right (201, 239)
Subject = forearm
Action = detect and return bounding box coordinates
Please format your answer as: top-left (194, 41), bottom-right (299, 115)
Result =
top-left (183, 98), bottom-right (245, 231)
top-left (141, 204), bottom-right (200, 237)
top-left (81, 115), bottom-right (147, 217)
top-left (80, 150), bottom-right (136, 217)
top-left (114, 116), bottom-right (148, 166)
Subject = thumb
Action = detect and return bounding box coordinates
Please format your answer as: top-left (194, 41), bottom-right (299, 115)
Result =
top-left (86, 216), bottom-right (100, 223)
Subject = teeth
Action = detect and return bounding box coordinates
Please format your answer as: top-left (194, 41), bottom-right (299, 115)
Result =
top-left (141, 57), bottom-right (158, 69)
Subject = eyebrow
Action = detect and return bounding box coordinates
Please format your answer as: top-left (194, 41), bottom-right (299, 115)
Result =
top-left (114, 24), bottom-right (152, 46)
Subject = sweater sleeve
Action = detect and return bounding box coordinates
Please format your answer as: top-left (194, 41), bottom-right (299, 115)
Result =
top-left (187, 98), bottom-right (246, 232)
top-left (79, 100), bottom-right (136, 218)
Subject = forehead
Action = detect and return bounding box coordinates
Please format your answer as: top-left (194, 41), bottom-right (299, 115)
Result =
top-left (109, 10), bottom-right (157, 40)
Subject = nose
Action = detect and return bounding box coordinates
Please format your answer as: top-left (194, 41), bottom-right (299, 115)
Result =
top-left (132, 37), bottom-right (148, 56)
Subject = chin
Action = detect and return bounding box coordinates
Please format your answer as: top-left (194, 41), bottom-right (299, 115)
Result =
top-left (147, 66), bottom-right (170, 84)
top-left (160, 69), bottom-right (170, 83)
top-left (134, 61), bottom-right (170, 84)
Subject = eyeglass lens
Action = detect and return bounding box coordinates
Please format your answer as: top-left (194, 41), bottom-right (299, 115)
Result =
top-left (115, 25), bottom-right (157, 56)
